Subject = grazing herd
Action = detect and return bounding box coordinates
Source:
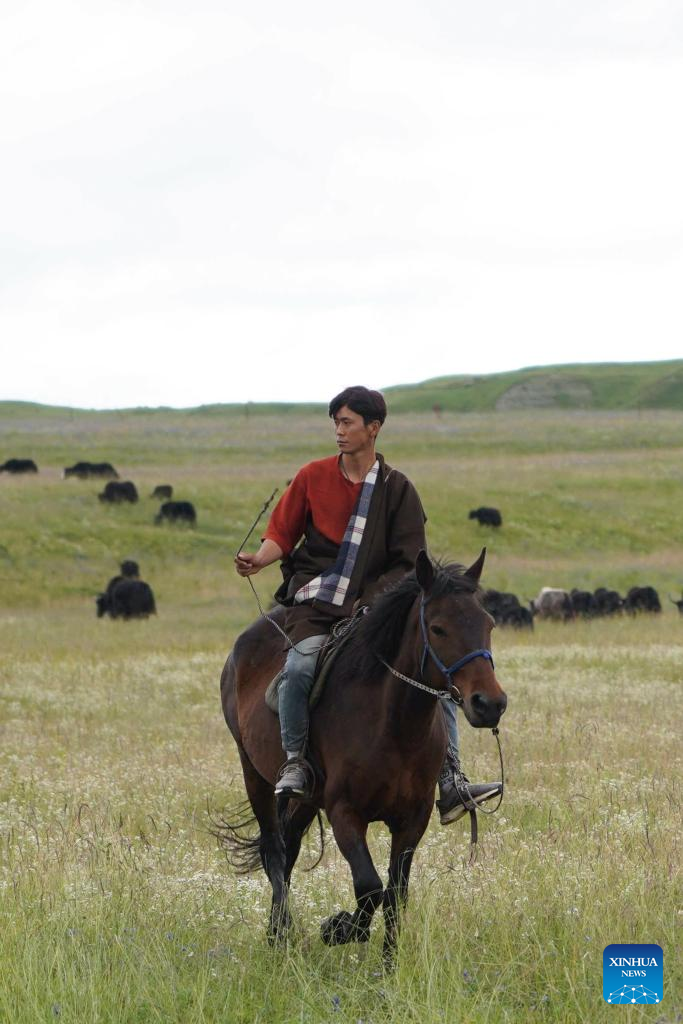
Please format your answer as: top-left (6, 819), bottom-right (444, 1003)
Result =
top-left (483, 583), bottom-right (668, 629)
top-left (79, 469), bottom-right (196, 525)
top-left (2, 454), bottom-right (199, 621)
top-left (4, 456), bottom-right (196, 526)
top-left (3, 456), bottom-right (680, 626)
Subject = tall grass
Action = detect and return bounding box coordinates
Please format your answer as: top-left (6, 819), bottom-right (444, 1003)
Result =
top-left (0, 620), bottom-right (680, 1022)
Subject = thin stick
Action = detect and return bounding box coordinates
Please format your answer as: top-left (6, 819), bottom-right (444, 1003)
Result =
top-left (234, 486), bottom-right (279, 557)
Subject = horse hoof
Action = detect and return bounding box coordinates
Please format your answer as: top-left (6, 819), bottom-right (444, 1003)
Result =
top-left (321, 910), bottom-right (354, 946)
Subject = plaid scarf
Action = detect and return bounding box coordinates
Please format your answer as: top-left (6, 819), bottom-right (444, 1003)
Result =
top-left (294, 459), bottom-right (380, 607)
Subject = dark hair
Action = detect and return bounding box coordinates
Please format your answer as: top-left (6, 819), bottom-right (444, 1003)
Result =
top-left (120, 560), bottom-right (140, 578)
top-left (328, 386), bottom-right (387, 425)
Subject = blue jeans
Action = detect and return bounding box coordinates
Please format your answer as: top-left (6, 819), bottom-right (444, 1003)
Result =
top-left (278, 634), bottom-right (328, 755)
top-left (279, 632), bottom-right (461, 760)
top-left (441, 696), bottom-right (461, 760)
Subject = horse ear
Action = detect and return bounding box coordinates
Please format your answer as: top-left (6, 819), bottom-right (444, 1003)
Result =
top-left (465, 547), bottom-right (486, 582)
top-left (415, 549), bottom-right (435, 592)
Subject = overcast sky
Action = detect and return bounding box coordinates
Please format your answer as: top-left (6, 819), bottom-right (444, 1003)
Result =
top-left (2, 1), bottom-right (682, 408)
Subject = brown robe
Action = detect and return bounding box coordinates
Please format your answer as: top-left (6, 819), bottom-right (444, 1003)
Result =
top-left (273, 453), bottom-right (427, 644)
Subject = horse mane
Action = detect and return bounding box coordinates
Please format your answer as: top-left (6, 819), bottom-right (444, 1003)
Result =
top-left (337, 560), bottom-right (481, 684)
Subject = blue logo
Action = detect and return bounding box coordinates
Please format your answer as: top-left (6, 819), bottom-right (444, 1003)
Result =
top-left (603, 944), bottom-right (663, 1004)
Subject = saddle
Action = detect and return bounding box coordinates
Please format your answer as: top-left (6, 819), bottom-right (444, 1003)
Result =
top-left (264, 609), bottom-right (365, 716)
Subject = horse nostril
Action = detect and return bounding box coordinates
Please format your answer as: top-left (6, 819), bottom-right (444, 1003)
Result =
top-left (471, 691), bottom-right (507, 720)
top-left (471, 692), bottom-right (488, 713)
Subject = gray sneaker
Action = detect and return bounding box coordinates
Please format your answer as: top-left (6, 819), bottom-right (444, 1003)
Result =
top-left (274, 757), bottom-right (313, 798)
top-left (436, 756), bottom-right (502, 825)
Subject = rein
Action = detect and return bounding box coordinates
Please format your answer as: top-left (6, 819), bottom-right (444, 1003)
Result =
top-left (244, 575), bottom-right (344, 655)
top-left (377, 657), bottom-right (458, 701)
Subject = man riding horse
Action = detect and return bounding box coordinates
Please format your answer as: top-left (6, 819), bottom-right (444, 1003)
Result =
top-left (235, 385), bottom-right (501, 823)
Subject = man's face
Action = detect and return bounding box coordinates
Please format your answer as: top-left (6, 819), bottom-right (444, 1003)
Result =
top-left (333, 405), bottom-right (379, 455)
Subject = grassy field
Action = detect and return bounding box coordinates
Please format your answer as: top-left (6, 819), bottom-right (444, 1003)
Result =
top-left (1, 406), bottom-right (682, 1022)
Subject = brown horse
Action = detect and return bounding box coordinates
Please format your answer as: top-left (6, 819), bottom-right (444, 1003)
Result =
top-left (219, 549), bottom-right (507, 958)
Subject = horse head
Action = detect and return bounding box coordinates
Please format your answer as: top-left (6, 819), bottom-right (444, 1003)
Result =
top-left (415, 548), bottom-right (508, 728)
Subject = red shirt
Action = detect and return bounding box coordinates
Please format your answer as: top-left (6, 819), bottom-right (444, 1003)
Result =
top-left (265, 455), bottom-right (361, 555)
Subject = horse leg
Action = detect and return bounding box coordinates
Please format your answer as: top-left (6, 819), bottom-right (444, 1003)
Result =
top-left (321, 806), bottom-right (383, 946)
top-left (239, 752), bottom-right (291, 943)
top-left (382, 816), bottom-right (430, 963)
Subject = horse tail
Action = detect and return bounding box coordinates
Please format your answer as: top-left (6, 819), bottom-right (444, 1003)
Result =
top-left (277, 801), bottom-right (326, 872)
top-left (209, 800), bottom-right (326, 875)
top-left (208, 799), bottom-right (263, 874)
top-left (305, 810), bottom-right (326, 871)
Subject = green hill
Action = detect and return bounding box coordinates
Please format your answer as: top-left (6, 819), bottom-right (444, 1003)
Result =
top-left (2, 360), bottom-right (683, 419)
top-left (383, 360), bottom-right (683, 412)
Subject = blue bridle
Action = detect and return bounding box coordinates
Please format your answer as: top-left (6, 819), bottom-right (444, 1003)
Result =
top-left (419, 599), bottom-right (494, 687)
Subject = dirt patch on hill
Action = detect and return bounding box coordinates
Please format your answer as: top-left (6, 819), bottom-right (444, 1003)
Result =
top-left (495, 376), bottom-right (594, 410)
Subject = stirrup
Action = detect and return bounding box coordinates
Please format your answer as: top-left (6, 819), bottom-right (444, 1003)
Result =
top-left (437, 775), bottom-right (502, 825)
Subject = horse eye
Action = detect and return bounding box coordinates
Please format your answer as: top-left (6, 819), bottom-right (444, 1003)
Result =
top-left (431, 624), bottom-right (446, 637)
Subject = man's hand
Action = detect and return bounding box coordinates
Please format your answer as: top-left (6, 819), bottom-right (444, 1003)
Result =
top-left (234, 539), bottom-right (284, 577)
top-left (234, 552), bottom-right (263, 577)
